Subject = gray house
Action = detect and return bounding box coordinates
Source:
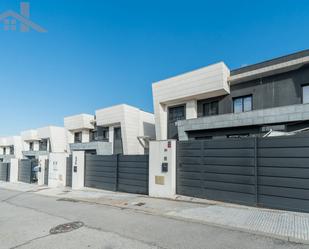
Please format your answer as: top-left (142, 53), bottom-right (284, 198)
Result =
top-left (152, 50), bottom-right (309, 140)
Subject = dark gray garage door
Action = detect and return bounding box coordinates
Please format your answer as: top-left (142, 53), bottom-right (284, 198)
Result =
top-left (0, 163), bottom-right (10, 182)
top-left (85, 154), bottom-right (117, 191)
top-left (66, 156), bottom-right (72, 187)
top-left (177, 136), bottom-right (309, 213)
top-left (18, 159), bottom-right (32, 183)
top-left (118, 155), bottom-right (149, 194)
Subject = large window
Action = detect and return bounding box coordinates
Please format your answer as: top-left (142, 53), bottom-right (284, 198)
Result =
top-left (29, 142), bottom-right (34, 151)
top-left (74, 132), bottom-right (82, 143)
top-left (233, 95), bottom-right (252, 113)
top-left (203, 101), bottom-right (219, 116)
top-left (9, 146), bottom-right (14, 155)
top-left (303, 85), bottom-right (309, 104)
top-left (39, 139), bottom-right (48, 151)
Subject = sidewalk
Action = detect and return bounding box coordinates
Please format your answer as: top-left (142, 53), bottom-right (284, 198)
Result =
top-left (1, 182), bottom-right (309, 244)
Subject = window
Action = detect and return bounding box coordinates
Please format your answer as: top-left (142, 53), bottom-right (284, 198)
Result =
top-left (302, 85), bottom-right (309, 104)
top-left (9, 146), bottom-right (14, 155)
top-left (89, 130), bottom-right (96, 142)
top-left (233, 95), bottom-right (252, 113)
top-left (3, 148), bottom-right (6, 155)
top-left (39, 139), bottom-right (48, 151)
top-left (114, 127), bottom-right (122, 140)
top-left (29, 142), bottom-right (34, 151)
top-left (74, 132), bottom-right (82, 143)
top-left (96, 127), bottom-right (109, 141)
top-left (203, 101), bottom-right (219, 116)
top-left (168, 105), bottom-right (186, 122)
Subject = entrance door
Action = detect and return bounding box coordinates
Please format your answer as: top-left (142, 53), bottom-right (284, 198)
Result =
top-left (168, 105), bottom-right (186, 139)
top-left (113, 127), bottom-right (123, 155)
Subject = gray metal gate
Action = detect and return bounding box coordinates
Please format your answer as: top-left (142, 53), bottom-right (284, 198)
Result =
top-left (18, 159), bottom-right (32, 183)
top-left (176, 136), bottom-right (309, 213)
top-left (44, 159), bottom-right (49, 185)
top-left (85, 154), bottom-right (118, 191)
top-left (0, 163), bottom-right (10, 181)
top-left (118, 155), bottom-right (149, 194)
top-left (66, 156), bottom-right (72, 187)
top-left (84, 154), bottom-right (149, 194)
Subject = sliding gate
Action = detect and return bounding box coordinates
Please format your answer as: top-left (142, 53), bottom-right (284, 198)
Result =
top-left (84, 154), bottom-right (149, 194)
top-left (18, 159), bottom-right (38, 184)
top-left (176, 136), bottom-right (309, 213)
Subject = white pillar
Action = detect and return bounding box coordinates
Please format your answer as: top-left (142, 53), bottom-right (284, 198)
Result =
top-left (48, 153), bottom-right (67, 188)
top-left (186, 100), bottom-right (197, 119)
top-left (9, 159), bottom-right (19, 183)
top-left (37, 155), bottom-right (48, 185)
top-left (149, 140), bottom-right (176, 198)
top-left (72, 151), bottom-right (85, 190)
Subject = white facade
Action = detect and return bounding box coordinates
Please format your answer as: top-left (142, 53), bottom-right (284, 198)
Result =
top-left (95, 104), bottom-right (156, 155)
top-left (152, 62), bottom-right (230, 140)
top-left (21, 126), bottom-right (67, 158)
top-left (0, 136), bottom-right (23, 162)
top-left (64, 113), bottom-right (95, 148)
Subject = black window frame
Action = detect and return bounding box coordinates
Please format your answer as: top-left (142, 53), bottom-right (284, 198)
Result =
top-left (29, 142), bottom-right (34, 151)
top-left (233, 95), bottom-right (253, 113)
top-left (167, 104), bottom-right (186, 123)
top-left (202, 100), bottom-right (219, 117)
top-left (302, 84), bottom-right (309, 104)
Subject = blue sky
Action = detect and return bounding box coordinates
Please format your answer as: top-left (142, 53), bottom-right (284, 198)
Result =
top-left (1, 0), bottom-right (309, 136)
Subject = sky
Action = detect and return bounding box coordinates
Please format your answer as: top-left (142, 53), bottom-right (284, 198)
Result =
top-left (0, 0), bottom-right (309, 136)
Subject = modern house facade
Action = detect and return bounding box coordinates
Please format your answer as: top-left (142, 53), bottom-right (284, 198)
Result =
top-left (0, 136), bottom-right (23, 162)
top-left (66, 104), bottom-right (156, 155)
top-left (21, 126), bottom-right (67, 159)
top-left (152, 50), bottom-right (309, 140)
top-left (64, 113), bottom-right (112, 155)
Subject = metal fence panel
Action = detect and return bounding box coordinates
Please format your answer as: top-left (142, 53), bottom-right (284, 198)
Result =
top-left (176, 136), bottom-right (309, 213)
top-left (84, 154), bottom-right (149, 194)
top-left (177, 139), bottom-right (256, 206)
top-left (18, 159), bottom-right (32, 183)
top-left (117, 155), bottom-right (149, 194)
top-left (257, 136), bottom-right (309, 212)
top-left (0, 163), bottom-right (10, 181)
top-left (84, 154), bottom-right (118, 191)
top-left (44, 159), bottom-right (49, 185)
top-left (66, 156), bottom-right (72, 187)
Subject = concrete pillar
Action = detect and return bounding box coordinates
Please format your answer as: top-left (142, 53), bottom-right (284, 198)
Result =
top-left (48, 153), bottom-right (67, 188)
top-left (186, 100), bottom-right (197, 119)
top-left (37, 155), bottom-right (48, 185)
top-left (10, 159), bottom-right (19, 182)
top-left (149, 140), bottom-right (177, 198)
top-left (72, 151), bottom-right (85, 190)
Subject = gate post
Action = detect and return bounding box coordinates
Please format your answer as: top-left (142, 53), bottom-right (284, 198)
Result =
top-left (149, 140), bottom-right (177, 198)
top-left (9, 159), bottom-right (19, 183)
top-left (72, 151), bottom-right (85, 190)
top-left (37, 155), bottom-right (48, 186)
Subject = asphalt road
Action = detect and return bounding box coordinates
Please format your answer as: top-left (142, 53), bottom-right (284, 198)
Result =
top-left (0, 188), bottom-right (307, 249)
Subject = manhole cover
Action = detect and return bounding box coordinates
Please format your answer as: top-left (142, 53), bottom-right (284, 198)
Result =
top-left (50, 221), bottom-right (84, 234)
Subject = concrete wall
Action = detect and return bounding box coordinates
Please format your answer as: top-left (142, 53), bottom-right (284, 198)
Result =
top-left (0, 136), bottom-right (23, 160)
top-left (152, 62), bottom-right (230, 140)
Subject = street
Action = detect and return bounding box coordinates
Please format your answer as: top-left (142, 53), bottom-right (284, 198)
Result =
top-left (0, 188), bottom-right (307, 249)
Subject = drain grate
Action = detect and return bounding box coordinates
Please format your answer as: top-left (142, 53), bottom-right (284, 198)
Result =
top-left (50, 221), bottom-right (84, 234)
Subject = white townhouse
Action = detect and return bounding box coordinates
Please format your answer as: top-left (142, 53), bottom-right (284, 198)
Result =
top-left (21, 126), bottom-right (67, 159)
top-left (0, 136), bottom-right (23, 162)
top-left (65, 104), bottom-right (156, 155)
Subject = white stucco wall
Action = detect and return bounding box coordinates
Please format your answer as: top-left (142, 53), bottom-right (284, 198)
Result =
top-left (0, 136), bottom-right (23, 159)
top-left (96, 104), bottom-right (155, 155)
top-left (152, 62), bottom-right (230, 140)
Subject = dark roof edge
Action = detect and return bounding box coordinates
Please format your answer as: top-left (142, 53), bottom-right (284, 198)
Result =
top-left (231, 49), bottom-right (309, 76)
